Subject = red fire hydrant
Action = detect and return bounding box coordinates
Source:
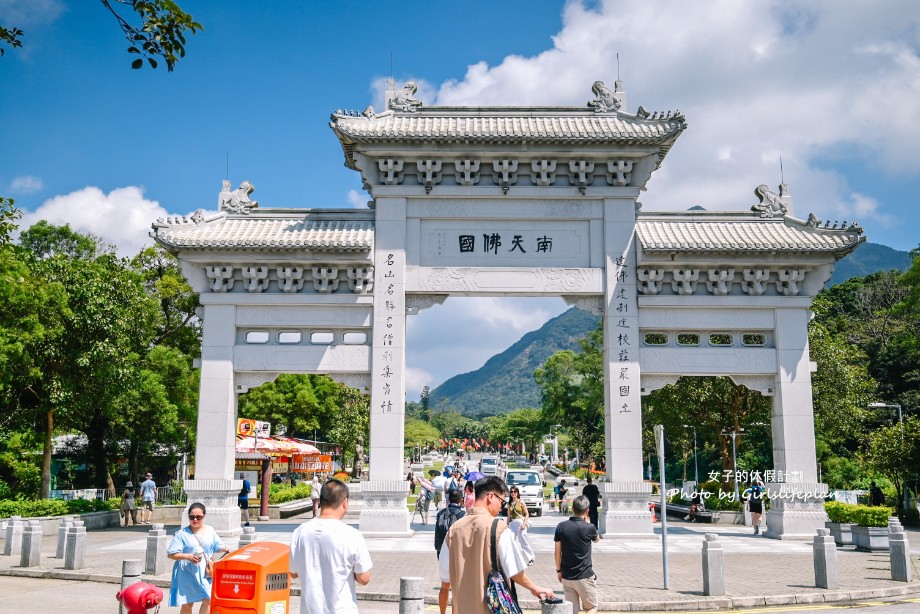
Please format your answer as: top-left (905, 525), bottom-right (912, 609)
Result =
top-left (116, 582), bottom-right (164, 613)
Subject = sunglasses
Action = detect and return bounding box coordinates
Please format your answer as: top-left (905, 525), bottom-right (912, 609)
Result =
top-left (188, 515), bottom-right (204, 521)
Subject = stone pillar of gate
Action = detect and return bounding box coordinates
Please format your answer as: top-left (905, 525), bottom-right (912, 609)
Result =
top-left (599, 196), bottom-right (653, 537)
top-left (764, 307), bottom-right (827, 539)
top-left (361, 197), bottom-right (412, 536)
top-left (186, 302), bottom-right (243, 536)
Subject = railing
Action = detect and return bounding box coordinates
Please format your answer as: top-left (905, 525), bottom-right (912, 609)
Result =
top-left (49, 489), bottom-right (109, 501)
top-left (48, 484), bottom-right (187, 505)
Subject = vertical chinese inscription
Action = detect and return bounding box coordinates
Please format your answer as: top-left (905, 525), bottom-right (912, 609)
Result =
top-left (372, 250), bottom-right (403, 416)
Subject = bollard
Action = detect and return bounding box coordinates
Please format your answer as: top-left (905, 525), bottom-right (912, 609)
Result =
top-left (238, 525), bottom-right (257, 547)
top-left (19, 520), bottom-right (42, 568)
top-left (399, 576), bottom-right (425, 614)
top-left (889, 527), bottom-right (912, 582)
top-left (541, 596), bottom-right (574, 613)
top-left (145, 523), bottom-right (169, 575)
top-left (3, 516), bottom-right (23, 557)
top-left (64, 523), bottom-right (87, 570)
top-left (55, 516), bottom-right (74, 558)
top-left (119, 559), bottom-right (144, 614)
top-left (702, 533), bottom-right (725, 596)
top-left (813, 528), bottom-right (839, 589)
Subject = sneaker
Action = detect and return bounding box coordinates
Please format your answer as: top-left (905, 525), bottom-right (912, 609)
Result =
top-left (754, 525), bottom-right (759, 534)
top-left (244, 522), bottom-right (250, 527)
top-left (684, 515), bottom-right (690, 520)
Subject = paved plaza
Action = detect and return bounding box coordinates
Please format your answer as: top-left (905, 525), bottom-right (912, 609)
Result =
top-left (1, 506), bottom-right (918, 612)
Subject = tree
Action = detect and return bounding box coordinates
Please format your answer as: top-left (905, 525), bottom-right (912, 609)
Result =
top-left (862, 416), bottom-right (920, 515)
top-left (2, 2), bottom-right (200, 70)
top-left (238, 374), bottom-right (342, 439)
top-left (131, 245), bottom-right (200, 355)
top-left (404, 417), bottom-right (440, 449)
top-left (326, 385), bottom-right (370, 478)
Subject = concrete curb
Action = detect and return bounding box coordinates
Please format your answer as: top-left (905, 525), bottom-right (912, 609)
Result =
top-left (1, 567), bottom-right (917, 610)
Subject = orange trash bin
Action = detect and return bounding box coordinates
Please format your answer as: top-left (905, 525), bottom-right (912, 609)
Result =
top-left (210, 541), bottom-right (290, 614)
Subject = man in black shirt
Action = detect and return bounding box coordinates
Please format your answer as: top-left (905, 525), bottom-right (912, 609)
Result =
top-left (554, 495), bottom-right (600, 614)
top-left (581, 474), bottom-right (602, 529)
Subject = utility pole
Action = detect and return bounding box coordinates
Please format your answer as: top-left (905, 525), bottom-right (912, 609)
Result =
top-left (721, 428), bottom-right (744, 504)
top-left (683, 424), bottom-right (699, 486)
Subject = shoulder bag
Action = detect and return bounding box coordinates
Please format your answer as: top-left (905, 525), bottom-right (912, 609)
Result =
top-left (191, 532), bottom-right (214, 579)
top-left (485, 518), bottom-right (522, 614)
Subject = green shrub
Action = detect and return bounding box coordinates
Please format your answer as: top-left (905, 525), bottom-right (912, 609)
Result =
top-left (703, 492), bottom-right (743, 511)
top-left (268, 483), bottom-right (313, 505)
top-left (825, 501), bottom-right (856, 523)
top-left (0, 497), bottom-right (116, 518)
top-left (850, 504), bottom-right (893, 527)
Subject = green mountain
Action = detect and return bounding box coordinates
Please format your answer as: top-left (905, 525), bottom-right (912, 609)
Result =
top-left (829, 242), bottom-right (912, 285)
top-left (429, 307), bottom-right (600, 418)
top-left (432, 242), bottom-right (912, 418)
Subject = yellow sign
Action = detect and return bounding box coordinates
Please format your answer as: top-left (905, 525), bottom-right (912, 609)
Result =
top-left (237, 418), bottom-right (256, 437)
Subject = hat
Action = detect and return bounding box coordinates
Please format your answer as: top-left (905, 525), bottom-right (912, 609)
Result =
top-left (428, 469), bottom-right (439, 476)
top-left (125, 481), bottom-right (133, 487)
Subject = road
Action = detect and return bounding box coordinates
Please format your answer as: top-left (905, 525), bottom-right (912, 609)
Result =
top-left (1, 577), bottom-right (917, 613)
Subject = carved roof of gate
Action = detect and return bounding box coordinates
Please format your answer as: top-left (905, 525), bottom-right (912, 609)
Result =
top-left (152, 211), bottom-right (373, 252)
top-left (636, 211), bottom-right (864, 255)
top-left (330, 108), bottom-right (686, 170)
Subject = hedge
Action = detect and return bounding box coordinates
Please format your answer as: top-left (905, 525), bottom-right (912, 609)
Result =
top-left (824, 501), bottom-right (893, 527)
top-left (0, 497), bottom-right (115, 518)
top-left (268, 484), bottom-right (313, 505)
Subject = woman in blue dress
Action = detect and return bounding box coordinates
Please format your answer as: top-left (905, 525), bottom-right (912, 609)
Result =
top-left (167, 502), bottom-right (230, 613)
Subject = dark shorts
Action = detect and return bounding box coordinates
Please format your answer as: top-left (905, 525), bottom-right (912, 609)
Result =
top-left (238, 499), bottom-right (249, 509)
top-left (749, 499), bottom-right (763, 513)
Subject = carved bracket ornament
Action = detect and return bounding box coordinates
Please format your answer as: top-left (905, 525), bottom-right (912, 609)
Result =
top-left (405, 294), bottom-right (448, 315)
top-left (563, 295), bottom-right (603, 315)
top-left (204, 266), bottom-right (374, 294)
top-left (638, 268), bottom-right (807, 297)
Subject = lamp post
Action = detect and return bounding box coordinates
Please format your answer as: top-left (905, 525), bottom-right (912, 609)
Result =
top-left (868, 402), bottom-right (906, 513)
top-left (682, 424), bottom-right (699, 487)
top-left (721, 427), bottom-right (744, 504)
top-left (549, 424), bottom-right (562, 462)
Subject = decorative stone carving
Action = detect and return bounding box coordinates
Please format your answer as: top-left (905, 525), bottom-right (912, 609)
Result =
top-left (328, 373), bottom-right (371, 391)
top-left (220, 181), bottom-right (259, 215)
top-left (706, 269), bottom-right (735, 295)
top-left (406, 294), bottom-right (448, 315)
top-left (416, 160), bottom-right (442, 193)
top-left (640, 374), bottom-right (680, 395)
top-left (491, 160), bottom-right (518, 193)
top-left (235, 372), bottom-right (282, 393)
top-left (752, 184), bottom-right (788, 218)
top-left (378, 159), bottom-right (405, 185)
top-left (242, 266), bottom-right (270, 293)
top-left (806, 213), bottom-right (822, 228)
top-left (729, 375), bottom-right (774, 396)
top-left (157, 209), bottom-right (206, 226)
top-left (606, 160), bottom-right (633, 186)
top-left (277, 266), bottom-right (304, 293)
top-left (536, 268), bottom-right (590, 292)
top-left (568, 160), bottom-right (595, 194)
top-left (637, 268), bottom-right (665, 295)
top-left (670, 269), bottom-right (699, 295)
top-left (205, 266), bottom-right (235, 292)
top-left (388, 81), bottom-right (423, 112)
top-left (312, 267), bottom-right (340, 293)
top-left (563, 295), bottom-right (603, 315)
top-left (426, 268), bottom-right (471, 292)
top-left (587, 80), bottom-right (620, 113)
top-left (776, 269), bottom-right (805, 296)
top-left (348, 267), bottom-right (374, 294)
top-left (454, 160), bottom-right (480, 186)
top-left (741, 269), bottom-right (770, 296)
top-left (530, 160), bottom-right (557, 186)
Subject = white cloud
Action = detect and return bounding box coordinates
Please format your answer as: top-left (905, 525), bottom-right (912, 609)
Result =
top-left (405, 367), bottom-right (434, 396)
top-left (428, 0), bottom-right (920, 225)
top-left (346, 189), bottom-right (368, 208)
top-left (21, 186), bottom-right (169, 257)
top-left (9, 175), bottom-right (43, 194)
top-left (0, 0), bottom-right (64, 25)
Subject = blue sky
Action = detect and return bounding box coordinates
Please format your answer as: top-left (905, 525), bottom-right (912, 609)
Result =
top-left (3, 1), bottom-right (919, 400)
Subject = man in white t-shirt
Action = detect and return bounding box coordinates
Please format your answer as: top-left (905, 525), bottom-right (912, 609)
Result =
top-left (431, 472), bottom-right (448, 510)
top-left (289, 479), bottom-right (372, 614)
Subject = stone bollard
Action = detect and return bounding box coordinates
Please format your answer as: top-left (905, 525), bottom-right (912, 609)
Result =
top-left (55, 516), bottom-right (75, 558)
top-left (813, 528), bottom-right (839, 589)
top-left (64, 522), bottom-right (87, 570)
top-left (119, 559), bottom-right (144, 614)
top-left (3, 516), bottom-right (23, 557)
top-left (702, 533), bottom-right (725, 596)
top-left (399, 576), bottom-right (425, 614)
top-left (145, 523), bottom-right (169, 575)
top-left (889, 527), bottom-right (912, 582)
top-left (541, 596), bottom-right (574, 613)
top-left (239, 525), bottom-right (257, 547)
top-left (19, 520), bottom-right (42, 568)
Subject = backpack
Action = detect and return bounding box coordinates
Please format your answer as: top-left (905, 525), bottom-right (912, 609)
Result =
top-left (434, 506), bottom-right (465, 554)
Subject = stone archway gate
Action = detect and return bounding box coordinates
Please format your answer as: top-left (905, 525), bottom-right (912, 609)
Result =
top-left (152, 81), bottom-right (863, 538)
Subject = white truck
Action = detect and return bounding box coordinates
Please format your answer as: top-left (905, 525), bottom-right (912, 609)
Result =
top-left (500, 468), bottom-right (546, 516)
top-left (479, 455), bottom-right (499, 475)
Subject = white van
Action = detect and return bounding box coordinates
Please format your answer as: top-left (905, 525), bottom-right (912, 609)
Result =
top-left (504, 468), bottom-right (545, 516)
top-left (479, 456), bottom-right (499, 475)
